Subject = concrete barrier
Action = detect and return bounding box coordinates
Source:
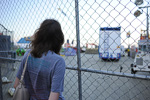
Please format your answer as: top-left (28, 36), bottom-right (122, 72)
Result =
top-left (85, 49), bottom-right (98, 54)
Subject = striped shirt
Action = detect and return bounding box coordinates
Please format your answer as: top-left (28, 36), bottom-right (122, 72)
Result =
top-left (17, 50), bottom-right (66, 100)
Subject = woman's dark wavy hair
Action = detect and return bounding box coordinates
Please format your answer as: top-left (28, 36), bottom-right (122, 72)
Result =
top-left (31, 19), bottom-right (64, 58)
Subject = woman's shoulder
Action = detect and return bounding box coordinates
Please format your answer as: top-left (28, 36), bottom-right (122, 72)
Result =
top-left (53, 53), bottom-right (65, 62)
top-left (20, 49), bottom-right (31, 63)
top-left (24, 49), bottom-right (31, 57)
top-left (26, 49), bottom-right (31, 54)
top-left (46, 50), bottom-right (65, 61)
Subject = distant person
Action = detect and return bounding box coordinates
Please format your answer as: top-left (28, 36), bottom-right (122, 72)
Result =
top-left (14, 19), bottom-right (66, 100)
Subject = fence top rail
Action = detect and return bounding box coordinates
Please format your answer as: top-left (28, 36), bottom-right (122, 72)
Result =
top-left (0, 51), bottom-right (15, 53)
top-left (0, 57), bottom-right (21, 62)
top-left (66, 65), bottom-right (150, 80)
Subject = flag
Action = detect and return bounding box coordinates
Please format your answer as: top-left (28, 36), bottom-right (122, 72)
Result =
top-left (127, 31), bottom-right (130, 38)
top-left (58, 8), bottom-right (66, 16)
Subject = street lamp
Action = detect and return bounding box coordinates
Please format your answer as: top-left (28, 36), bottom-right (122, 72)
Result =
top-left (134, 6), bottom-right (150, 37)
top-left (134, 0), bottom-right (150, 52)
top-left (134, 0), bottom-right (143, 5)
top-left (134, 10), bottom-right (142, 17)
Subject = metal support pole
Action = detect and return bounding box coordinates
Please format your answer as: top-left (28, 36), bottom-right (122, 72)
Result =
top-left (0, 64), bottom-right (3, 100)
top-left (146, 7), bottom-right (149, 52)
top-left (139, 6), bottom-right (150, 52)
top-left (146, 7), bottom-right (149, 38)
top-left (75, 0), bottom-right (82, 100)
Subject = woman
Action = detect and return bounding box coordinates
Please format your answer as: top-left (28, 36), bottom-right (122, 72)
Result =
top-left (14, 19), bottom-right (66, 100)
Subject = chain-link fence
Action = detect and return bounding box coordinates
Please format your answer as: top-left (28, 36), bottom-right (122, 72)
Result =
top-left (0, 0), bottom-right (150, 100)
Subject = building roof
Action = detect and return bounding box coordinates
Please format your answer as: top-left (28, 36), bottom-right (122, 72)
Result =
top-left (17, 38), bottom-right (31, 43)
top-left (25, 35), bottom-right (34, 41)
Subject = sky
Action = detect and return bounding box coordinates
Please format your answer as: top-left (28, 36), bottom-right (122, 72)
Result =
top-left (0, 0), bottom-right (150, 48)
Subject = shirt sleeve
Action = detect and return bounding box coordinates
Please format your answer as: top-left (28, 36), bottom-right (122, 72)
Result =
top-left (16, 58), bottom-right (24, 80)
top-left (51, 58), bottom-right (66, 92)
top-left (16, 50), bottom-right (30, 79)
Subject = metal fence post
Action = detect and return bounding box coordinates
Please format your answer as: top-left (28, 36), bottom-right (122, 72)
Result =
top-left (0, 64), bottom-right (3, 100)
top-left (75, 0), bottom-right (82, 100)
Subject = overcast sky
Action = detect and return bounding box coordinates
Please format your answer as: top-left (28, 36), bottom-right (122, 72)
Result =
top-left (0, 0), bottom-right (150, 47)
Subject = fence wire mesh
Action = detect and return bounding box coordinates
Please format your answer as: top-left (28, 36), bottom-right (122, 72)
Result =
top-left (0, 0), bottom-right (150, 100)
